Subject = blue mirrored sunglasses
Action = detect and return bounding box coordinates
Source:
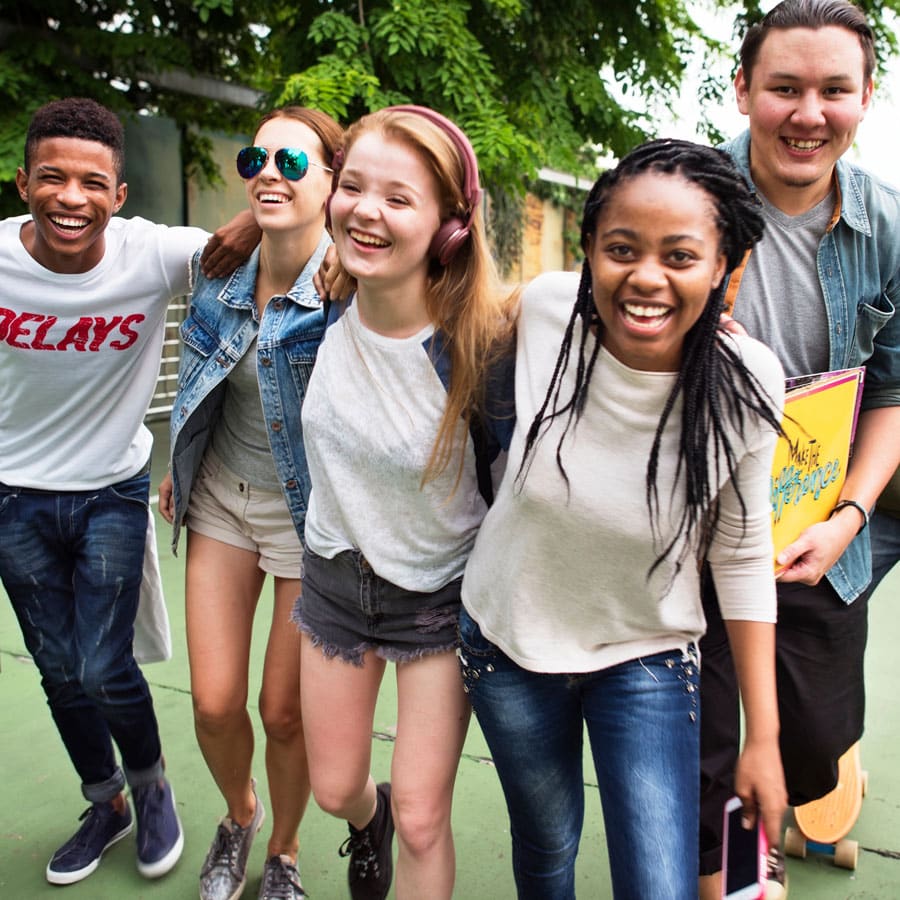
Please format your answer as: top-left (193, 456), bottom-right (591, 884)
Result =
top-left (235, 146), bottom-right (333, 181)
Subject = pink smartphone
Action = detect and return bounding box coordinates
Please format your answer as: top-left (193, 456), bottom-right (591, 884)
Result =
top-left (721, 796), bottom-right (767, 900)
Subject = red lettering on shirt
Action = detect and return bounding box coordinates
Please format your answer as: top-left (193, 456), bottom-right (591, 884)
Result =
top-left (7, 312), bottom-right (45, 349)
top-left (0, 306), bottom-right (16, 340)
top-left (1, 307), bottom-right (147, 351)
top-left (89, 316), bottom-right (124, 351)
top-left (33, 315), bottom-right (59, 350)
top-left (55, 317), bottom-right (94, 351)
top-left (110, 314), bottom-right (144, 350)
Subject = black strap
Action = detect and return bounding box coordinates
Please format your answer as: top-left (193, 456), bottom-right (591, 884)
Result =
top-left (469, 413), bottom-right (494, 506)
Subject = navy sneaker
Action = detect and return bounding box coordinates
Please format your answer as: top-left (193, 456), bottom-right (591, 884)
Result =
top-left (339, 782), bottom-right (394, 900)
top-left (132, 778), bottom-right (184, 878)
top-left (46, 801), bottom-right (134, 885)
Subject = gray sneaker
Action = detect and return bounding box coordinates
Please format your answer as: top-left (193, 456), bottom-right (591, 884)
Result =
top-left (258, 854), bottom-right (305, 899)
top-left (200, 780), bottom-right (266, 900)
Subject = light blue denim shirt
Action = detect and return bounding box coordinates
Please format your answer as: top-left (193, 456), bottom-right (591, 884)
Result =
top-left (168, 232), bottom-right (329, 553)
top-left (723, 130), bottom-right (900, 602)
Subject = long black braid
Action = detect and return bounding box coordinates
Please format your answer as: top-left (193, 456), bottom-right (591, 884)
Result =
top-left (517, 139), bottom-right (784, 579)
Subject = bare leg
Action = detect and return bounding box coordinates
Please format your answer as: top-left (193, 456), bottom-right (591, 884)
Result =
top-left (699, 872), bottom-right (721, 900)
top-left (299, 633), bottom-right (385, 829)
top-left (391, 651), bottom-right (470, 900)
top-left (185, 531), bottom-right (264, 826)
top-left (259, 577), bottom-right (308, 861)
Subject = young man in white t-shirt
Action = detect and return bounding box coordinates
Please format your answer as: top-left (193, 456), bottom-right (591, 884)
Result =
top-left (0, 97), bottom-right (253, 887)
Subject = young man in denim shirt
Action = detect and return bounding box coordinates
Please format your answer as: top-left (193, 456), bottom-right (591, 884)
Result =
top-left (698, 2), bottom-right (900, 897)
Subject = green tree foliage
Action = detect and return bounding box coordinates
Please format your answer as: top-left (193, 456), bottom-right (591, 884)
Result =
top-left (0, 0), bottom-right (272, 213)
top-left (2, 0), bottom-right (898, 226)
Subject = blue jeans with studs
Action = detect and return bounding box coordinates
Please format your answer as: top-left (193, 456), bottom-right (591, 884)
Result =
top-left (458, 607), bottom-right (700, 900)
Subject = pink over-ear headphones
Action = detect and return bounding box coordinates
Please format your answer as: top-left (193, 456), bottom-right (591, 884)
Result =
top-left (326, 105), bottom-right (483, 266)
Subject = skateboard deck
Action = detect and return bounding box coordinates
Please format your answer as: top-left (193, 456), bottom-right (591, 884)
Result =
top-left (784, 742), bottom-right (866, 869)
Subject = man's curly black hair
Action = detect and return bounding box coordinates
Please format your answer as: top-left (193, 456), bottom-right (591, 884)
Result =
top-left (25, 98), bottom-right (125, 183)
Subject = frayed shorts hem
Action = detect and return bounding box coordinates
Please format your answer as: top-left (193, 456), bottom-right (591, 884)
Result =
top-left (294, 613), bottom-right (458, 666)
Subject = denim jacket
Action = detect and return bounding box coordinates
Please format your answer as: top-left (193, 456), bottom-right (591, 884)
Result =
top-left (168, 233), bottom-right (329, 553)
top-left (723, 131), bottom-right (900, 602)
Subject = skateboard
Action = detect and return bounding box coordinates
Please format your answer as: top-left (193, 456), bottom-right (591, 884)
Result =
top-left (783, 741), bottom-right (867, 870)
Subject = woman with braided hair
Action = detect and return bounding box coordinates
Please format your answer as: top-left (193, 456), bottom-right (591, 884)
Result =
top-left (458, 139), bottom-right (788, 899)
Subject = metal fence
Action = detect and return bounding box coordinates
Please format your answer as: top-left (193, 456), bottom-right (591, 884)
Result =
top-left (146, 296), bottom-right (188, 421)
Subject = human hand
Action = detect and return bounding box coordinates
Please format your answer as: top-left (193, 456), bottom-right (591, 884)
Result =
top-left (718, 312), bottom-right (748, 336)
top-left (313, 244), bottom-right (356, 301)
top-left (733, 736), bottom-right (787, 853)
top-left (775, 512), bottom-right (859, 584)
top-left (200, 208), bottom-right (260, 279)
top-left (158, 472), bottom-right (175, 524)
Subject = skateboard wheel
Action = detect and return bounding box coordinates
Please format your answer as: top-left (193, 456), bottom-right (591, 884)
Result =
top-left (861, 770), bottom-right (869, 798)
top-left (834, 838), bottom-right (858, 869)
top-left (784, 826), bottom-right (807, 859)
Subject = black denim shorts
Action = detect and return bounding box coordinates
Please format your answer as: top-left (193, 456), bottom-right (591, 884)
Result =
top-left (294, 547), bottom-right (462, 665)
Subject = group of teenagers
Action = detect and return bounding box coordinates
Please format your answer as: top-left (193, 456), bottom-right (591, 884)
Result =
top-left (2, 1), bottom-right (899, 898)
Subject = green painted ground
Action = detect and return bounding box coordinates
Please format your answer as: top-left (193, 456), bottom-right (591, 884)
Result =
top-left (1, 422), bottom-right (898, 898)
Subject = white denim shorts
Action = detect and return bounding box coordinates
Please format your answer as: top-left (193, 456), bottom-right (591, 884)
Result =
top-left (185, 448), bottom-right (303, 579)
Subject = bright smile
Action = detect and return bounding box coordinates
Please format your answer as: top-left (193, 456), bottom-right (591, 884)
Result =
top-left (621, 302), bottom-right (673, 330)
top-left (49, 214), bottom-right (90, 234)
top-left (782, 137), bottom-right (827, 153)
top-left (349, 228), bottom-right (390, 248)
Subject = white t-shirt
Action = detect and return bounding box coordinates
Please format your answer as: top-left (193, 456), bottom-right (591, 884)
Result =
top-left (302, 302), bottom-right (489, 592)
top-left (0, 216), bottom-right (207, 489)
top-left (462, 271), bottom-right (785, 674)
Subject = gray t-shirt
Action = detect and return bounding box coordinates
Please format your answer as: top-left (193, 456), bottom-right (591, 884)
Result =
top-left (735, 190), bottom-right (833, 379)
top-left (211, 336), bottom-right (281, 490)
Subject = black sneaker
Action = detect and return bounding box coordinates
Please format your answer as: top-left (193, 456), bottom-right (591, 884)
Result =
top-left (45, 801), bottom-right (134, 885)
top-left (258, 854), bottom-right (306, 899)
top-left (765, 847), bottom-right (789, 900)
top-left (132, 778), bottom-right (184, 878)
top-left (338, 782), bottom-right (394, 900)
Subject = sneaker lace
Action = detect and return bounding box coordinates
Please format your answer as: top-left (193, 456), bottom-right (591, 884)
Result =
top-left (200, 821), bottom-right (244, 878)
top-left (338, 829), bottom-right (379, 878)
top-left (261, 857), bottom-right (305, 899)
top-left (68, 806), bottom-right (106, 853)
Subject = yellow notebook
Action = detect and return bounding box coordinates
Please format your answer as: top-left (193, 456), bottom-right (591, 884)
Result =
top-left (770, 367), bottom-right (865, 572)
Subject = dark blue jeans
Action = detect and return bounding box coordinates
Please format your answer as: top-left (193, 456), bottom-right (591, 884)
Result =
top-left (458, 608), bottom-right (700, 900)
top-left (0, 470), bottom-right (163, 802)
top-left (868, 508), bottom-right (900, 597)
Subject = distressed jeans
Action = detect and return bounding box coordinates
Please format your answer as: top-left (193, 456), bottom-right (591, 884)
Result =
top-left (458, 608), bottom-right (700, 900)
top-left (0, 469), bottom-right (164, 802)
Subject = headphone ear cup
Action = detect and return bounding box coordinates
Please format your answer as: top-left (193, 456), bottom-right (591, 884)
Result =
top-left (429, 216), bottom-right (470, 265)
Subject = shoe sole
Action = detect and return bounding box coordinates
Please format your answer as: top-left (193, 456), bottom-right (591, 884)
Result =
top-left (200, 876), bottom-right (248, 900)
top-left (45, 819), bottom-right (134, 885)
top-left (137, 784), bottom-right (186, 879)
top-left (138, 818), bottom-right (184, 879)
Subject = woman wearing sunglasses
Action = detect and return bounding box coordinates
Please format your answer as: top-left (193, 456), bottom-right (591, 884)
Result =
top-left (158, 106), bottom-right (342, 900)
